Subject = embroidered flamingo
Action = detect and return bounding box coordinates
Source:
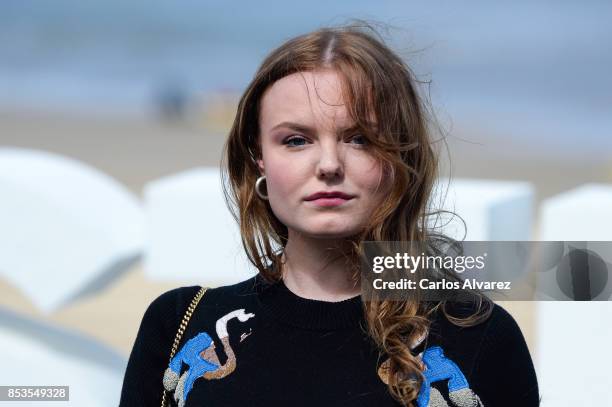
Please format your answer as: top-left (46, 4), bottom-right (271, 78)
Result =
top-left (163, 309), bottom-right (255, 407)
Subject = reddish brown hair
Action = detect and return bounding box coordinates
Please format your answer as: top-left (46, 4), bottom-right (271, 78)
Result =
top-left (221, 22), bottom-right (492, 406)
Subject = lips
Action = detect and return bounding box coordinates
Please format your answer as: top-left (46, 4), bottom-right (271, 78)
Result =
top-left (304, 191), bottom-right (355, 201)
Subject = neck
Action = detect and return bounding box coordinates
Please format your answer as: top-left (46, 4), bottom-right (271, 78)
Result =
top-left (280, 230), bottom-right (361, 302)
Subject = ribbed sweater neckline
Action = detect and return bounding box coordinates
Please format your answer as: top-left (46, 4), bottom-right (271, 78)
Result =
top-left (254, 271), bottom-right (365, 331)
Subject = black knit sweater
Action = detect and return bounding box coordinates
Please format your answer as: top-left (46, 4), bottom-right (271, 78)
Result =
top-left (119, 273), bottom-right (539, 406)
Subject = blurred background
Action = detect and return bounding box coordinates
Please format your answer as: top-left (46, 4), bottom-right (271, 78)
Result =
top-left (1, 0), bottom-right (611, 405)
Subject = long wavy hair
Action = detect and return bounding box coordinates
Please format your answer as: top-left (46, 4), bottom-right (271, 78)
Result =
top-left (221, 22), bottom-right (493, 406)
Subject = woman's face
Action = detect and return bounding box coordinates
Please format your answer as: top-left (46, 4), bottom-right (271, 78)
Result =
top-left (257, 69), bottom-right (388, 239)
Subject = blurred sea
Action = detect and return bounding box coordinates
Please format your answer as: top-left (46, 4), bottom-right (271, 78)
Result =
top-left (1, 0), bottom-right (611, 154)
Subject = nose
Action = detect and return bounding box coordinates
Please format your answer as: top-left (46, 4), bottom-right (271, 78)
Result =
top-left (315, 139), bottom-right (344, 180)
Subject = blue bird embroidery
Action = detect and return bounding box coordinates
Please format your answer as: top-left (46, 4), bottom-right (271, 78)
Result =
top-left (378, 346), bottom-right (483, 407)
top-left (416, 346), bottom-right (483, 407)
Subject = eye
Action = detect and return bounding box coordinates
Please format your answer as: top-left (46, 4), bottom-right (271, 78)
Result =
top-left (283, 135), bottom-right (308, 147)
top-left (347, 134), bottom-right (367, 146)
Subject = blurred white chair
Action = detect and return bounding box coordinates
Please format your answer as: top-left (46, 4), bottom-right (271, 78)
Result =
top-left (539, 183), bottom-right (612, 242)
top-left (536, 183), bottom-right (612, 406)
top-left (143, 167), bottom-right (255, 286)
top-left (0, 147), bottom-right (144, 313)
top-left (431, 178), bottom-right (535, 240)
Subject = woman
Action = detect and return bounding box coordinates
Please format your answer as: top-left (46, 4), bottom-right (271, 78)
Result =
top-left (120, 24), bottom-right (539, 407)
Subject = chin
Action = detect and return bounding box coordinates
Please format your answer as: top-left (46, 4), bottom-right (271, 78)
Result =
top-left (310, 231), bottom-right (353, 239)
top-left (283, 214), bottom-right (364, 239)
top-left (302, 224), bottom-right (360, 240)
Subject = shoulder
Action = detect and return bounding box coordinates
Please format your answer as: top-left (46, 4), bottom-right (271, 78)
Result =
top-left (482, 303), bottom-right (525, 344)
top-left (424, 301), bottom-right (530, 368)
top-left (425, 302), bottom-right (539, 405)
top-left (469, 302), bottom-right (532, 363)
top-left (432, 299), bottom-right (521, 336)
top-left (471, 304), bottom-right (539, 404)
top-left (132, 286), bottom-right (201, 338)
top-left (136, 275), bottom-right (260, 346)
top-left (200, 274), bottom-right (260, 307)
top-left (145, 285), bottom-right (202, 318)
top-left (143, 274), bottom-right (260, 322)
top-left (439, 301), bottom-right (526, 349)
top-left (436, 301), bottom-right (539, 405)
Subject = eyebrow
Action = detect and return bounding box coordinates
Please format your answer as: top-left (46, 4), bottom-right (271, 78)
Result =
top-left (270, 121), bottom-right (358, 135)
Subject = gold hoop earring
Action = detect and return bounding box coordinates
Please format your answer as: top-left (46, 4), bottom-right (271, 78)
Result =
top-left (255, 176), bottom-right (268, 200)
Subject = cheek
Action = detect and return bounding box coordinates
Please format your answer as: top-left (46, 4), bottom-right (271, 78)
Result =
top-left (265, 159), bottom-right (308, 197)
top-left (353, 156), bottom-right (387, 196)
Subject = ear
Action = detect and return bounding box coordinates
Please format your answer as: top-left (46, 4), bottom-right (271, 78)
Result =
top-left (257, 158), bottom-right (265, 175)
